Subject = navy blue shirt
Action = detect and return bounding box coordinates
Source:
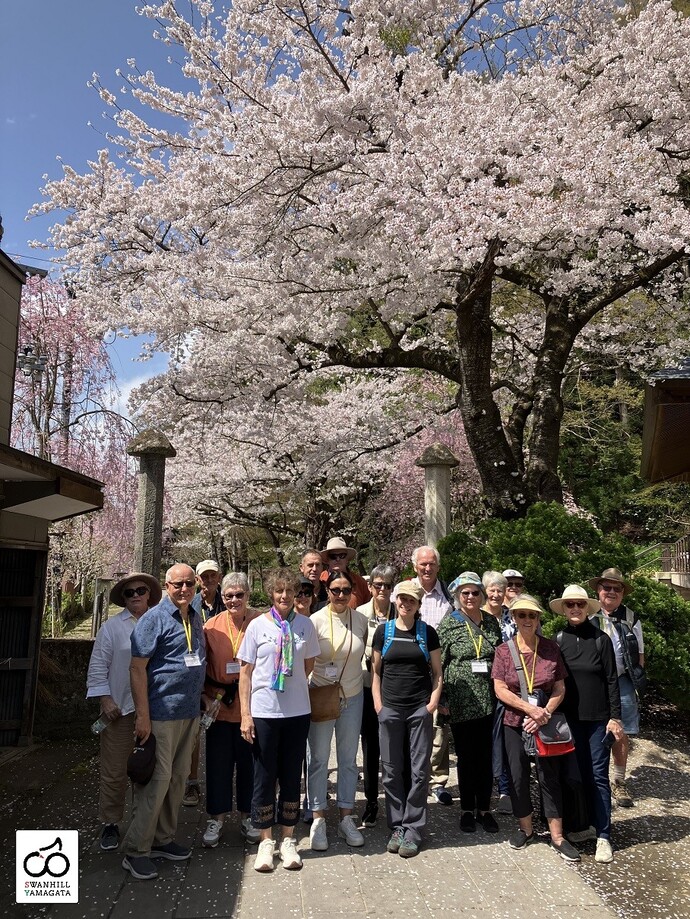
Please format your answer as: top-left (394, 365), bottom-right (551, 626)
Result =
top-left (131, 595), bottom-right (206, 720)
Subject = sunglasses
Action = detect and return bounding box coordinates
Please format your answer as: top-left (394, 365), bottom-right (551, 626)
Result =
top-left (600, 584), bottom-right (623, 593)
top-left (168, 579), bottom-right (196, 589)
top-left (372, 582), bottom-right (392, 590)
top-left (296, 588), bottom-right (314, 598)
top-left (564, 600), bottom-right (588, 609)
top-left (507, 581), bottom-right (524, 588)
top-left (223, 591), bottom-right (245, 601)
top-left (515, 612), bottom-right (539, 620)
top-left (329, 586), bottom-right (352, 596)
top-left (123, 585), bottom-right (149, 599)
top-left (460, 590), bottom-right (481, 597)
top-left (328, 552), bottom-right (348, 561)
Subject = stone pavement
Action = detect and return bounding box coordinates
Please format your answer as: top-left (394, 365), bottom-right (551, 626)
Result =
top-left (1, 699), bottom-right (688, 919)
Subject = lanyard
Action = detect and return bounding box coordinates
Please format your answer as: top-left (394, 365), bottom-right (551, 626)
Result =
top-left (519, 637), bottom-right (539, 695)
top-left (226, 613), bottom-right (246, 659)
top-left (328, 607), bottom-right (351, 662)
top-left (182, 616), bottom-right (193, 653)
top-left (465, 621), bottom-right (484, 659)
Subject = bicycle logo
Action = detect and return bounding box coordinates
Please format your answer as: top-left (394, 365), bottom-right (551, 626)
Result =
top-left (23, 836), bottom-right (70, 878)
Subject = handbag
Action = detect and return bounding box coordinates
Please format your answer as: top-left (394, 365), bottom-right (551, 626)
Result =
top-left (126, 733), bottom-right (157, 785)
top-left (507, 639), bottom-right (574, 758)
top-left (308, 611), bottom-right (353, 723)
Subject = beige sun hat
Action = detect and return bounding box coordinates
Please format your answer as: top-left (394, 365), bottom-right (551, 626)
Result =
top-left (587, 567), bottom-right (632, 597)
top-left (319, 536), bottom-right (356, 565)
top-left (549, 584), bottom-right (601, 616)
top-left (508, 594), bottom-right (545, 616)
top-left (394, 580), bottom-right (425, 603)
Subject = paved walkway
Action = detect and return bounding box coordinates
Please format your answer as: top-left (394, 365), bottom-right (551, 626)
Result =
top-left (1, 700), bottom-right (688, 919)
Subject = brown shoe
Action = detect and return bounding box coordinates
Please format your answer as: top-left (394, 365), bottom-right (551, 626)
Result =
top-left (612, 781), bottom-right (633, 807)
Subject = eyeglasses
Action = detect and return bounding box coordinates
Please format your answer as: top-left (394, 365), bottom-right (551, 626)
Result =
top-left (123, 586), bottom-right (149, 599)
top-left (600, 584), bottom-right (623, 593)
top-left (168, 579), bottom-right (196, 589)
top-left (507, 581), bottom-right (524, 588)
top-left (224, 592), bottom-right (245, 601)
top-left (328, 552), bottom-right (348, 561)
top-left (460, 590), bottom-right (481, 597)
top-left (564, 600), bottom-right (588, 609)
top-left (296, 588), bottom-right (313, 598)
top-left (329, 586), bottom-right (352, 596)
top-left (515, 612), bottom-right (539, 620)
top-left (372, 582), bottom-right (392, 590)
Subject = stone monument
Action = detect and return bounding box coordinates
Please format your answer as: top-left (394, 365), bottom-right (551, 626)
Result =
top-left (415, 443), bottom-right (460, 548)
top-left (127, 429), bottom-right (176, 577)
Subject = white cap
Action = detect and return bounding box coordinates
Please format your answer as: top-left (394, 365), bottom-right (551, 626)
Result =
top-left (196, 559), bottom-right (220, 576)
top-left (502, 569), bottom-right (524, 580)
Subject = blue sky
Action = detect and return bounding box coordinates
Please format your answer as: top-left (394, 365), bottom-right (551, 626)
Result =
top-left (1, 0), bottom-right (178, 396)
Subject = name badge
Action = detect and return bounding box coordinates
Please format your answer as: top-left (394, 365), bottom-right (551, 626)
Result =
top-left (528, 694), bottom-right (539, 707)
top-left (226, 661), bottom-right (241, 675)
top-left (471, 660), bottom-right (488, 673)
top-left (184, 652), bottom-right (201, 668)
top-left (324, 663), bottom-right (339, 680)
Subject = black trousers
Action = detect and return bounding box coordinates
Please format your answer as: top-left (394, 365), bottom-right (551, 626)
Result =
top-left (503, 724), bottom-right (564, 820)
top-left (251, 714), bottom-right (310, 828)
top-left (205, 720), bottom-right (254, 817)
top-left (450, 714), bottom-right (494, 812)
top-left (361, 686), bottom-right (380, 805)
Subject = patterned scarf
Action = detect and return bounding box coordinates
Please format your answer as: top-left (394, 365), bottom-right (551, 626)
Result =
top-left (270, 606), bottom-right (295, 692)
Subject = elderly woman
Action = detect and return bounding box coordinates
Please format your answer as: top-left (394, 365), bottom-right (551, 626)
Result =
top-left (357, 564), bottom-right (397, 827)
top-left (438, 572), bottom-right (502, 833)
top-left (491, 595), bottom-right (580, 861)
top-left (550, 585), bottom-right (624, 864)
top-left (87, 572), bottom-right (162, 852)
top-left (307, 569), bottom-right (369, 851)
top-left (201, 572), bottom-right (260, 849)
top-left (371, 581), bottom-right (443, 858)
top-left (238, 569), bottom-right (320, 872)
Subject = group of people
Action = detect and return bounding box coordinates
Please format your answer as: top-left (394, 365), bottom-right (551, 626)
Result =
top-left (86, 538), bottom-right (644, 879)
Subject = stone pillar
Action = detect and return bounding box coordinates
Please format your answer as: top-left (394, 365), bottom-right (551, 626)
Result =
top-left (126, 430), bottom-right (176, 577)
top-left (415, 443), bottom-right (460, 548)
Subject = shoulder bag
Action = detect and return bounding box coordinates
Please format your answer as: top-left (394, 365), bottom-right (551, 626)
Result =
top-left (309, 613), bottom-right (353, 723)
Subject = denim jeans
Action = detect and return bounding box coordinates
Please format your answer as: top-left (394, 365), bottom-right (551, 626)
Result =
top-left (307, 690), bottom-right (363, 811)
top-left (570, 720), bottom-right (612, 839)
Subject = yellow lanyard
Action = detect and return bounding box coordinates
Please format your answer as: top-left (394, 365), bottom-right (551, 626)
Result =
top-left (465, 619), bottom-right (484, 659)
top-left (328, 607), bottom-right (351, 662)
top-left (226, 613), bottom-right (246, 659)
top-left (182, 616), bottom-right (193, 653)
top-left (519, 637), bottom-right (539, 695)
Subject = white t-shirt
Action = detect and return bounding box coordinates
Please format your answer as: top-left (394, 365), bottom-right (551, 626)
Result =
top-left (238, 612), bottom-right (320, 718)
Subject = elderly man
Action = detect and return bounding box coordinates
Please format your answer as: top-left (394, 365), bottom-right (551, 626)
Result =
top-left (300, 548), bottom-right (328, 604)
top-left (318, 537), bottom-right (370, 608)
top-left (184, 559), bottom-right (224, 806)
top-left (121, 564), bottom-right (206, 881)
top-left (589, 567), bottom-right (645, 808)
top-left (86, 572), bottom-right (161, 852)
top-left (405, 546), bottom-right (454, 804)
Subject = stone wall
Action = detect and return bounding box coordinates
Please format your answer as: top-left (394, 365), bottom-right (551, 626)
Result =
top-left (34, 638), bottom-right (96, 740)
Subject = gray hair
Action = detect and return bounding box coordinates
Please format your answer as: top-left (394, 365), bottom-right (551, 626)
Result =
top-left (411, 545), bottom-right (440, 567)
top-left (369, 564), bottom-right (396, 583)
top-left (482, 570), bottom-right (507, 591)
top-left (221, 571), bottom-right (250, 593)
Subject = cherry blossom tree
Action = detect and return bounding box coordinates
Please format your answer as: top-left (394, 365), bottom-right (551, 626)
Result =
top-left (34, 0), bottom-right (690, 518)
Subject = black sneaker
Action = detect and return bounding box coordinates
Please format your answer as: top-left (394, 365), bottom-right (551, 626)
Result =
top-left (460, 811), bottom-right (476, 833)
top-left (361, 802), bottom-right (378, 827)
top-left (480, 812), bottom-right (499, 834)
top-left (122, 854), bottom-right (158, 880)
top-left (150, 841), bottom-right (192, 861)
top-left (432, 786), bottom-right (453, 805)
top-left (387, 828), bottom-right (405, 853)
top-left (509, 829), bottom-right (534, 850)
top-left (551, 838), bottom-right (581, 862)
top-left (100, 823), bottom-right (120, 851)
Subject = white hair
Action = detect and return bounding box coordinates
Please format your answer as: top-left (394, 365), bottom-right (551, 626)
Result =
top-left (411, 545), bottom-right (440, 567)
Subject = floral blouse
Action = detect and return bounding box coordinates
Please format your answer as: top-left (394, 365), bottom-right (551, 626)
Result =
top-left (437, 611), bottom-right (502, 723)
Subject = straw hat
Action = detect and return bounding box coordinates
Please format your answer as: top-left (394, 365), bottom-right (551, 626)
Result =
top-left (319, 536), bottom-right (356, 565)
top-left (110, 572), bottom-right (162, 608)
top-left (508, 594), bottom-right (545, 616)
top-left (549, 584), bottom-right (601, 616)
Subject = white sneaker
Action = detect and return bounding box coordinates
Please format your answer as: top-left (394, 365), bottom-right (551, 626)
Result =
top-left (279, 836), bottom-right (302, 870)
top-left (309, 816), bottom-right (329, 851)
top-left (241, 817), bottom-right (261, 844)
top-left (338, 815), bottom-right (364, 847)
top-left (595, 837), bottom-right (614, 863)
top-left (253, 838), bottom-right (275, 872)
top-left (202, 818), bottom-right (224, 848)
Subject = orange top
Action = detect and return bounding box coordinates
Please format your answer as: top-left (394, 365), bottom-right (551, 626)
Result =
top-left (203, 609), bottom-right (258, 722)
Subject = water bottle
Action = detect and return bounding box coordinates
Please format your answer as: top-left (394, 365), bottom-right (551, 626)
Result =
top-left (199, 693), bottom-right (223, 733)
top-left (91, 714), bottom-right (109, 735)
